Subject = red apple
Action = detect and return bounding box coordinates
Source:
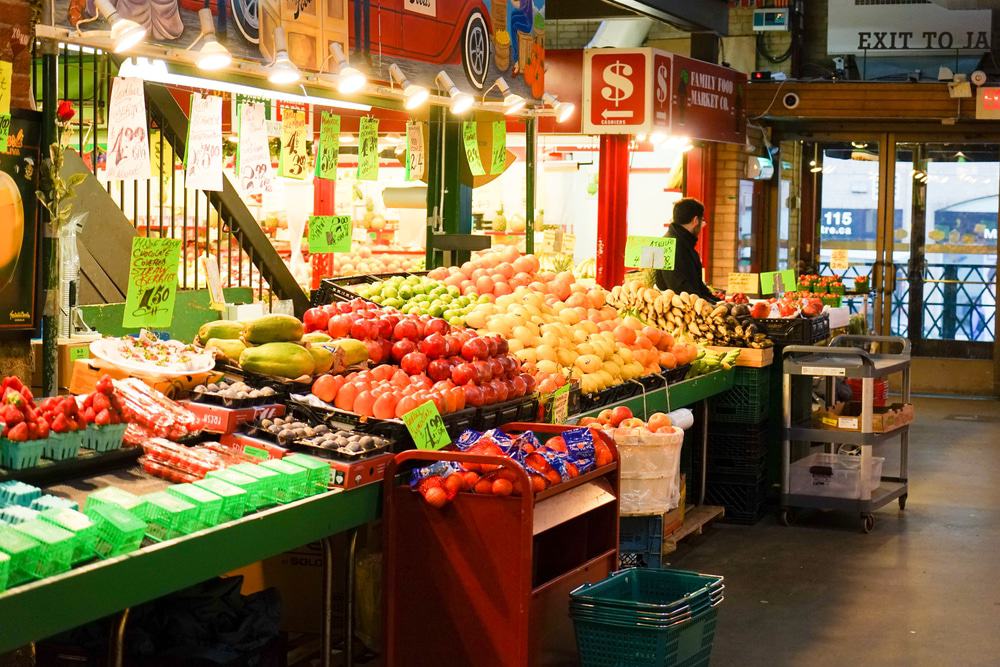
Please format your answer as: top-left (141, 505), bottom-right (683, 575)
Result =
top-left (391, 339), bottom-right (417, 362)
top-left (610, 406), bottom-right (633, 427)
top-left (452, 362), bottom-right (476, 385)
top-left (463, 383), bottom-right (484, 407)
top-left (461, 338), bottom-right (488, 361)
top-left (491, 379), bottom-right (509, 402)
top-left (485, 336), bottom-right (499, 357)
top-left (510, 375), bottom-right (527, 397)
top-left (419, 333), bottom-right (448, 359)
top-left (495, 337), bottom-right (509, 355)
top-left (481, 382), bottom-right (499, 405)
top-left (425, 318), bottom-right (450, 337)
top-left (488, 357), bottom-right (504, 380)
top-left (303, 307), bottom-right (330, 333)
top-left (401, 352), bottom-right (429, 375)
top-left (519, 373), bottom-right (536, 392)
top-left (393, 319), bottom-right (420, 341)
top-left (427, 359), bottom-right (452, 382)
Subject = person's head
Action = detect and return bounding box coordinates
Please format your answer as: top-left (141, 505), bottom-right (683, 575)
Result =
top-left (673, 198), bottom-right (706, 235)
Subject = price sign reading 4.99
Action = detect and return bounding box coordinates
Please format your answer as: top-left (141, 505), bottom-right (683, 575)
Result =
top-left (402, 400), bottom-right (450, 451)
top-left (308, 215), bottom-right (352, 254)
top-left (106, 77), bottom-right (151, 180)
top-left (123, 237), bottom-right (181, 329)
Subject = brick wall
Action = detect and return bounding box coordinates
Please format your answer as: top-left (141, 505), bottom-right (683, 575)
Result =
top-left (711, 142), bottom-right (747, 287)
top-left (546, 20), bottom-right (602, 50)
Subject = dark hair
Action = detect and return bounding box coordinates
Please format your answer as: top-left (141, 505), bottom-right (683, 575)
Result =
top-left (673, 198), bottom-right (705, 226)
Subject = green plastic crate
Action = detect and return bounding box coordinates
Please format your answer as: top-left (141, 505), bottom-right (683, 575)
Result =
top-left (0, 506), bottom-right (40, 525)
top-left (193, 478), bottom-right (248, 522)
top-left (0, 439), bottom-right (45, 470)
top-left (0, 550), bottom-right (9, 592)
top-left (43, 431), bottom-right (82, 461)
top-left (30, 494), bottom-right (79, 512)
top-left (283, 454), bottom-right (332, 493)
top-left (0, 525), bottom-right (41, 585)
top-left (88, 505), bottom-right (146, 559)
top-left (708, 366), bottom-right (771, 425)
top-left (80, 423), bottom-right (127, 452)
top-left (0, 480), bottom-right (42, 507)
top-left (229, 464), bottom-right (282, 507)
top-left (14, 521), bottom-right (75, 577)
top-left (165, 484), bottom-right (223, 529)
top-left (85, 486), bottom-right (149, 521)
top-left (39, 508), bottom-right (98, 564)
top-left (206, 469), bottom-right (265, 512)
top-left (143, 492), bottom-right (200, 541)
top-left (258, 460), bottom-right (309, 502)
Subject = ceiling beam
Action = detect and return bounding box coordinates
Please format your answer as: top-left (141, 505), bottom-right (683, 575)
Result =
top-left (548, 0), bottom-right (730, 35)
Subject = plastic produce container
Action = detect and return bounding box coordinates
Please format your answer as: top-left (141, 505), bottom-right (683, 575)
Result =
top-left (14, 521), bottom-right (76, 576)
top-left (258, 459), bottom-right (309, 502)
top-left (143, 492), bottom-right (200, 541)
top-left (30, 494), bottom-right (79, 512)
top-left (0, 551), bottom-right (9, 592)
top-left (0, 525), bottom-right (41, 585)
top-left (0, 481), bottom-right (42, 507)
top-left (0, 439), bottom-right (45, 470)
top-left (283, 453), bottom-right (332, 492)
top-left (789, 452), bottom-right (885, 499)
top-left (228, 463), bottom-right (281, 507)
top-left (80, 423), bottom-right (127, 452)
top-left (193, 478), bottom-right (248, 522)
top-left (88, 504), bottom-right (146, 558)
top-left (43, 431), bottom-right (82, 461)
top-left (206, 468), bottom-right (266, 512)
top-left (0, 505), bottom-right (40, 525)
top-left (616, 427), bottom-right (684, 515)
top-left (39, 508), bottom-right (98, 564)
top-left (165, 484), bottom-right (223, 529)
top-left (85, 486), bottom-right (149, 521)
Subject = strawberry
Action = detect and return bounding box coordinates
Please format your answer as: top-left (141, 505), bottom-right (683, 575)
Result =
top-left (3, 405), bottom-right (23, 425)
top-left (28, 422), bottom-right (39, 440)
top-left (95, 409), bottom-right (111, 426)
top-left (37, 420), bottom-right (50, 439)
top-left (82, 407), bottom-right (96, 425)
top-left (3, 376), bottom-right (23, 393)
top-left (7, 422), bottom-right (28, 441)
top-left (19, 387), bottom-right (33, 403)
top-left (96, 376), bottom-right (114, 395)
top-left (4, 389), bottom-right (22, 407)
top-left (61, 398), bottom-right (78, 417)
top-left (51, 413), bottom-right (69, 434)
top-left (83, 394), bottom-right (94, 409)
top-left (92, 393), bottom-right (111, 414)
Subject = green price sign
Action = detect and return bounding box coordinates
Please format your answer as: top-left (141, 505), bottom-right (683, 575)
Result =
top-left (462, 121), bottom-right (485, 176)
top-left (549, 384), bottom-right (570, 424)
top-left (69, 345), bottom-right (91, 363)
top-left (490, 121), bottom-right (506, 175)
top-left (0, 113), bottom-right (10, 152)
top-left (624, 236), bottom-right (676, 270)
top-left (357, 116), bottom-right (379, 181)
top-left (123, 237), bottom-right (182, 329)
top-left (315, 112), bottom-right (340, 180)
top-left (309, 215), bottom-right (352, 254)
top-left (402, 400), bottom-right (450, 451)
top-left (760, 269), bottom-right (796, 295)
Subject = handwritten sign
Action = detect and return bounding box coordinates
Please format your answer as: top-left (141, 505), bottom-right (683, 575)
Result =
top-left (462, 121), bottom-right (485, 176)
top-left (0, 61), bottom-right (10, 115)
top-left (727, 272), bottom-right (759, 295)
top-left (184, 94), bottom-right (223, 191)
top-left (315, 112), bottom-right (340, 180)
top-left (123, 237), bottom-right (181, 329)
top-left (106, 77), bottom-right (151, 180)
top-left (235, 102), bottom-right (273, 196)
top-left (625, 236), bottom-right (676, 270)
top-left (830, 249), bottom-right (850, 272)
top-left (406, 121), bottom-right (425, 181)
top-left (760, 269), bottom-right (796, 295)
top-left (541, 229), bottom-right (558, 253)
top-left (0, 113), bottom-right (9, 152)
top-left (308, 215), bottom-right (352, 253)
top-left (490, 121), bottom-right (506, 175)
top-left (563, 232), bottom-right (576, 255)
top-left (278, 109), bottom-right (308, 179)
top-left (232, 94), bottom-right (269, 129)
top-left (402, 400), bottom-right (450, 450)
top-left (357, 117), bottom-right (379, 181)
top-left (549, 384), bottom-right (570, 424)
top-left (201, 254), bottom-right (226, 311)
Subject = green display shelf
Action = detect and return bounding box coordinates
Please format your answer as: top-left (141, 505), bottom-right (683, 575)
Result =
top-left (575, 369), bottom-right (737, 420)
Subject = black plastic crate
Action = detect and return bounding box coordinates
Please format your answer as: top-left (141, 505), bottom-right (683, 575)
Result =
top-left (474, 395), bottom-right (539, 431)
top-left (619, 515), bottom-right (664, 569)
top-left (756, 313), bottom-right (829, 345)
top-left (704, 477), bottom-right (768, 525)
top-left (312, 272), bottom-right (430, 306)
top-left (663, 364), bottom-right (691, 384)
top-left (705, 424), bottom-right (769, 461)
top-left (709, 367), bottom-right (771, 424)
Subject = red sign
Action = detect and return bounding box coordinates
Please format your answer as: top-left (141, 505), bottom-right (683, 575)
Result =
top-left (585, 50), bottom-right (648, 133)
top-left (671, 55), bottom-right (747, 145)
top-left (652, 52), bottom-right (672, 132)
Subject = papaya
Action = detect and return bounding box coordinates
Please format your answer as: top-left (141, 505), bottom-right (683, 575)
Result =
top-left (308, 344), bottom-right (335, 375)
top-left (327, 338), bottom-right (369, 367)
top-left (302, 331), bottom-right (333, 344)
top-left (239, 342), bottom-right (315, 379)
top-left (243, 314), bottom-right (305, 345)
top-left (198, 320), bottom-right (245, 343)
top-left (205, 338), bottom-right (247, 363)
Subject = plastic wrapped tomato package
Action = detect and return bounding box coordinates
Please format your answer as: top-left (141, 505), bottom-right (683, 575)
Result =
top-left (115, 379), bottom-right (201, 444)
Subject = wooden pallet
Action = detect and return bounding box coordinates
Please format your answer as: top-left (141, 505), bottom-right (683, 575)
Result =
top-left (662, 505), bottom-right (725, 555)
top-left (704, 345), bottom-right (774, 368)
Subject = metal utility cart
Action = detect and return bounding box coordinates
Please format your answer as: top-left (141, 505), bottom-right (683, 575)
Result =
top-left (780, 335), bottom-right (911, 533)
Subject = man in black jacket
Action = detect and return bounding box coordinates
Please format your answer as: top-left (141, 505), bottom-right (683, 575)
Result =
top-left (654, 198), bottom-right (718, 302)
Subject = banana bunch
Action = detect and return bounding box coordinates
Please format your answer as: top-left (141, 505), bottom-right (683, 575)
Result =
top-left (575, 257), bottom-right (596, 279)
top-left (607, 284), bottom-right (772, 349)
top-left (686, 348), bottom-right (741, 378)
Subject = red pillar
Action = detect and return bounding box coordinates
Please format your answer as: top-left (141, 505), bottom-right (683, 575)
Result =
top-left (683, 145), bottom-right (715, 280)
top-left (596, 134), bottom-right (630, 289)
top-left (310, 179), bottom-right (336, 290)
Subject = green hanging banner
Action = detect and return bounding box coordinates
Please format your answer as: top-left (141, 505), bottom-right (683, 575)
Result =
top-left (462, 121), bottom-right (485, 176)
top-left (315, 112), bottom-right (340, 180)
top-left (357, 117), bottom-right (379, 181)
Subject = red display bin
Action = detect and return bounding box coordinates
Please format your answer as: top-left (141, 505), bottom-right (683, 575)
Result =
top-left (383, 424), bottom-right (620, 666)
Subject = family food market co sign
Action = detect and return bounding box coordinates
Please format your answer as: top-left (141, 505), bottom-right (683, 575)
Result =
top-left (827, 0), bottom-right (991, 54)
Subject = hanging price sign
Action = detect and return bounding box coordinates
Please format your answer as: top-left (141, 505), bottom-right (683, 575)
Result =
top-left (0, 112), bottom-right (9, 152)
top-left (830, 249), bottom-right (850, 272)
top-left (624, 236), bottom-right (676, 269)
top-left (549, 384), bottom-right (571, 424)
top-left (308, 215), bottom-right (352, 253)
top-left (462, 121), bottom-right (485, 176)
top-left (123, 237), bottom-right (181, 329)
top-left (402, 400), bottom-right (450, 450)
top-left (357, 116), bottom-right (379, 181)
top-left (490, 121), bottom-right (506, 175)
top-left (0, 61), bottom-right (11, 115)
top-left (184, 94), bottom-right (223, 191)
top-left (406, 121), bottom-right (425, 181)
top-left (760, 269), bottom-right (796, 295)
top-left (727, 273), bottom-right (759, 295)
top-left (106, 77), bottom-right (151, 180)
top-left (315, 112), bottom-right (340, 180)
top-left (235, 102), bottom-right (273, 196)
top-left (278, 108), bottom-right (308, 179)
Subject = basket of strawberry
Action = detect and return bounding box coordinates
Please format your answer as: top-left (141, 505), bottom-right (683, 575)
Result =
top-left (38, 395), bottom-right (86, 461)
top-left (0, 378), bottom-right (48, 470)
top-left (78, 376), bottom-right (127, 452)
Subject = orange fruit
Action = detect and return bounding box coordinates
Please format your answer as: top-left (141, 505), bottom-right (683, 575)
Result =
top-left (311, 375), bottom-right (339, 403)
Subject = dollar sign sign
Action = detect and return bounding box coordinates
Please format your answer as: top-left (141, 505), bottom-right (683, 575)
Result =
top-left (656, 64), bottom-right (669, 104)
top-left (601, 61), bottom-right (633, 107)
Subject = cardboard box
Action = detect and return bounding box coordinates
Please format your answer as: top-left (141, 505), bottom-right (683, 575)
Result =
top-left (32, 338), bottom-right (96, 389)
top-left (330, 452), bottom-right (394, 489)
top-left (813, 402), bottom-right (914, 433)
top-left (69, 358), bottom-right (224, 398)
top-left (219, 432), bottom-right (289, 460)
top-left (182, 401), bottom-right (286, 435)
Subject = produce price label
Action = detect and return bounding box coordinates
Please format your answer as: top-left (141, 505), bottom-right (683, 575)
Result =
top-left (201, 254), bottom-right (226, 311)
top-left (309, 215), bottom-right (352, 253)
top-left (403, 400), bottom-right (450, 451)
top-left (542, 229), bottom-right (559, 254)
top-left (235, 102), bottom-right (274, 196)
top-left (0, 113), bottom-right (9, 152)
top-left (625, 236), bottom-right (676, 270)
top-left (184, 94), bottom-right (223, 191)
top-left (69, 346), bottom-right (90, 362)
top-left (106, 77), bottom-right (151, 181)
top-left (830, 249), bottom-right (850, 272)
top-left (727, 272), bottom-right (759, 295)
top-left (490, 120), bottom-right (506, 175)
top-left (760, 269), bottom-right (796, 295)
top-left (123, 237), bottom-right (182, 329)
top-left (563, 233), bottom-right (576, 254)
top-left (278, 109), bottom-right (308, 179)
top-left (462, 121), bottom-right (485, 176)
top-left (0, 60), bottom-right (11, 115)
top-left (550, 384), bottom-right (570, 424)
top-left (357, 116), bottom-right (380, 181)
top-left (406, 121), bottom-right (425, 181)
top-left (315, 112), bottom-right (340, 180)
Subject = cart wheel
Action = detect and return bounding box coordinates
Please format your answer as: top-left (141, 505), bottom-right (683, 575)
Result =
top-left (898, 494), bottom-right (907, 511)
top-left (861, 514), bottom-right (875, 534)
top-left (779, 509), bottom-right (793, 527)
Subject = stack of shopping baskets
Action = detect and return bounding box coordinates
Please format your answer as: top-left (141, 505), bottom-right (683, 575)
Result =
top-left (570, 568), bottom-right (725, 667)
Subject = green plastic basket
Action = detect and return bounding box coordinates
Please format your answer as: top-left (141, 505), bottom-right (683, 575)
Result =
top-left (709, 366), bottom-right (771, 425)
top-left (165, 484), bottom-right (223, 529)
top-left (0, 525), bottom-right (40, 586)
top-left (80, 423), bottom-right (127, 452)
top-left (193, 478), bottom-right (248, 522)
top-left (0, 506), bottom-right (40, 525)
top-left (0, 439), bottom-right (45, 470)
top-left (570, 568), bottom-right (724, 614)
top-left (13, 521), bottom-right (76, 577)
top-left (0, 550), bottom-right (9, 592)
top-left (39, 508), bottom-right (98, 564)
top-left (43, 431), bottom-right (82, 461)
top-left (0, 480), bottom-right (42, 507)
top-left (258, 459), bottom-right (309, 502)
top-left (205, 469), bottom-right (265, 512)
top-left (88, 505), bottom-right (146, 558)
top-left (229, 464), bottom-right (282, 507)
top-left (143, 492), bottom-right (200, 541)
top-left (85, 486), bottom-right (149, 521)
top-left (30, 494), bottom-right (79, 512)
top-left (283, 454), bottom-right (332, 493)
top-left (572, 606), bottom-right (718, 667)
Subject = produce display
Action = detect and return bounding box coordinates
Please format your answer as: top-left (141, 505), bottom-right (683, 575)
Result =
top-left (116, 379), bottom-right (201, 445)
top-left (350, 275), bottom-right (484, 326)
top-left (426, 247), bottom-right (547, 300)
top-left (330, 246), bottom-right (423, 277)
top-left (90, 331), bottom-right (216, 377)
top-left (578, 406), bottom-right (674, 433)
top-left (192, 380), bottom-right (278, 405)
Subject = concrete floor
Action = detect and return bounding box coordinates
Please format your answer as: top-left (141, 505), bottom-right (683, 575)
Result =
top-left (669, 396), bottom-right (1000, 667)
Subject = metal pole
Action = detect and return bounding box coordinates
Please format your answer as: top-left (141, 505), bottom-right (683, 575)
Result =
top-left (699, 400), bottom-right (709, 505)
top-left (40, 32), bottom-right (59, 397)
top-left (345, 528), bottom-right (358, 667)
top-left (107, 607), bottom-right (130, 667)
top-left (525, 117), bottom-right (536, 255)
top-left (321, 537), bottom-right (334, 667)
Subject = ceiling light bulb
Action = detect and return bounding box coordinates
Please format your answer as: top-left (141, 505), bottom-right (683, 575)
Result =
top-left (436, 71), bottom-right (473, 115)
top-left (329, 43), bottom-right (366, 94)
top-left (95, 0), bottom-right (147, 53)
top-left (389, 64), bottom-right (429, 110)
top-left (194, 9), bottom-right (231, 71)
top-left (542, 93), bottom-right (575, 123)
top-left (267, 27), bottom-right (300, 85)
top-left (494, 77), bottom-right (525, 116)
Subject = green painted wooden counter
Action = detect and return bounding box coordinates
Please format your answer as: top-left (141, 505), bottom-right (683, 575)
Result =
top-left (576, 369), bottom-right (737, 420)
